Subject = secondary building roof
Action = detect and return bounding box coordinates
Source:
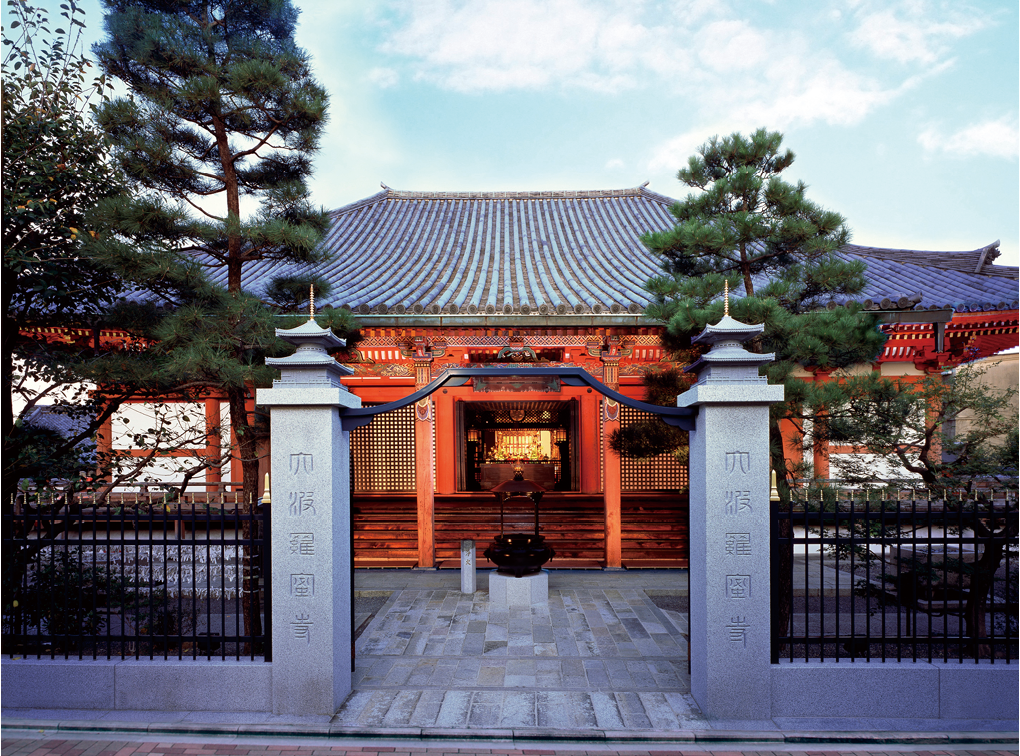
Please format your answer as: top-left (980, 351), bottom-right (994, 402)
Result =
top-left (229, 185), bottom-right (1019, 317)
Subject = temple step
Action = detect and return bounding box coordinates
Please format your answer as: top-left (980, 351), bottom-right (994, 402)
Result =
top-left (351, 492), bottom-right (690, 569)
top-left (621, 494), bottom-right (689, 569)
top-left (352, 494), bottom-right (418, 567)
top-left (435, 493), bottom-right (606, 567)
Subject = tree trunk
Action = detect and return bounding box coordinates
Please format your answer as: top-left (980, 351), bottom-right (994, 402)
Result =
top-left (770, 422), bottom-right (793, 661)
top-left (227, 384), bottom-right (263, 654)
top-left (963, 520), bottom-right (1010, 659)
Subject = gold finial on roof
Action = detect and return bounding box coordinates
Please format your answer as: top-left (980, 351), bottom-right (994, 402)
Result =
top-left (724, 279), bottom-right (729, 317)
top-left (309, 284), bottom-right (315, 321)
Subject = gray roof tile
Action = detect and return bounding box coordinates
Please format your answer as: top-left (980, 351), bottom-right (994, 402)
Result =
top-left (221, 186), bottom-right (1019, 314)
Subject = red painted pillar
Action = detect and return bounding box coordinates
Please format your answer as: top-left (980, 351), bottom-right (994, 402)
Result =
top-left (812, 432), bottom-right (830, 480)
top-left (96, 413), bottom-right (114, 483)
top-left (415, 398), bottom-right (435, 568)
top-left (810, 371), bottom-right (831, 481)
top-left (434, 390), bottom-right (455, 494)
top-left (580, 390), bottom-right (602, 494)
top-left (603, 400), bottom-right (622, 569)
top-left (205, 396), bottom-right (221, 493)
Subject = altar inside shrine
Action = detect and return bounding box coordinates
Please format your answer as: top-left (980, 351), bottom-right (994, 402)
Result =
top-left (478, 462), bottom-right (557, 490)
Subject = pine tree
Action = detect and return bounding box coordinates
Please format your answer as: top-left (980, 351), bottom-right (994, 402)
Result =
top-left (93, 0), bottom-right (356, 648)
top-left (640, 129), bottom-right (890, 658)
top-left (92, 0), bottom-right (356, 518)
top-left (641, 129), bottom-right (887, 477)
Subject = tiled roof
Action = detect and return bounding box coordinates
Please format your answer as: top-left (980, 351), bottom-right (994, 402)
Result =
top-left (227, 186), bottom-right (1019, 315)
top-left (23, 405), bottom-right (91, 439)
top-left (837, 245), bottom-right (1018, 312)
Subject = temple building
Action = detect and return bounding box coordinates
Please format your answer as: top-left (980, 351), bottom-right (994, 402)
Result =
top-left (74, 185), bottom-right (1018, 569)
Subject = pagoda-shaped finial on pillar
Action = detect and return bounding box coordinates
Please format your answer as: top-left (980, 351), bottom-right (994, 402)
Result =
top-left (265, 310), bottom-right (353, 389)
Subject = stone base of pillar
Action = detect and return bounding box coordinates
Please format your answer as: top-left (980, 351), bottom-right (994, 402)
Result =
top-left (489, 570), bottom-right (548, 606)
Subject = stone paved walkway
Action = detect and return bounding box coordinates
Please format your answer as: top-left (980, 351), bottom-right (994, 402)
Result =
top-left (340, 578), bottom-right (700, 732)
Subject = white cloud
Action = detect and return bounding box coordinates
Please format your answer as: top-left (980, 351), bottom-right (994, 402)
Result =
top-left (848, 1), bottom-right (988, 65)
top-left (378, 0), bottom-right (706, 93)
top-left (605, 157), bottom-right (625, 170)
top-left (917, 117), bottom-right (1020, 160)
top-left (376, 0), bottom-right (928, 129)
top-left (366, 67), bottom-right (400, 88)
top-left (648, 128), bottom-right (715, 174)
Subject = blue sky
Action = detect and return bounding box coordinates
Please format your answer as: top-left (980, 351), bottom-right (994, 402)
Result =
top-left (71, 0), bottom-right (1020, 267)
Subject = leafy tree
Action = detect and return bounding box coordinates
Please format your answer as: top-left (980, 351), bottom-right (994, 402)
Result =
top-left (2, 0), bottom-right (192, 496)
top-left (92, 0), bottom-right (357, 647)
top-left (820, 362), bottom-right (1017, 655)
top-left (2, 0), bottom-right (121, 492)
top-left (828, 364), bottom-right (1018, 487)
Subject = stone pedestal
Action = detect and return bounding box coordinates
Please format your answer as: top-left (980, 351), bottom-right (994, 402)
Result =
top-left (256, 319), bottom-right (361, 716)
top-left (489, 570), bottom-right (548, 606)
top-left (677, 314), bottom-right (784, 722)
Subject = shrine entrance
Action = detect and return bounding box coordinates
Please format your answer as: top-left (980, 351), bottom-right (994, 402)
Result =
top-left (458, 400), bottom-right (577, 492)
top-left (260, 315), bottom-right (782, 720)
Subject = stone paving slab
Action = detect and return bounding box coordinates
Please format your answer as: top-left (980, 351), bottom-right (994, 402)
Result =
top-left (343, 583), bottom-right (700, 733)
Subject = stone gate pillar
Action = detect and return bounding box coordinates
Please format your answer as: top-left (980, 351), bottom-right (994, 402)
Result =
top-left (257, 318), bottom-right (361, 716)
top-left (677, 314), bottom-right (784, 722)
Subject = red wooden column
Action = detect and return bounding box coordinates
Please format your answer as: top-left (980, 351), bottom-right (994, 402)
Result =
top-left (434, 390), bottom-right (456, 494)
top-left (204, 396), bottom-right (221, 493)
top-left (579, 389), bottom-right (602, 493)
top-left (603, 399), bottom-right (622, 569)
top-left (96, 413), bottom-right (114, 483)
top-left (809, 370), bottom-right (831, 480)
top-left (415, 398), bottom-right (435, 568)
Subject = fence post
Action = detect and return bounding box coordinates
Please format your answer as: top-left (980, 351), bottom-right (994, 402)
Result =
top-left (677, 313), bottom-right (784, 721)
top-left (257, 318), bottom-right (361, 716)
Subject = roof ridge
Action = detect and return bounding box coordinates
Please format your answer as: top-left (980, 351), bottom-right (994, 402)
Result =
top-left (379, 186), bottom-right (650, 200)
top-left (844, 242), bottom-right (1018, 278)
top-left (845, 241), bottom-right (1003, 259)
top-left (330, 189), bottom-right (389, 217)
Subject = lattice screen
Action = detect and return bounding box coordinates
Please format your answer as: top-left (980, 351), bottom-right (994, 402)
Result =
top-left (618, 405), bottom-right (688, 491)
top-left (350, 403), bottom-right (416, 492)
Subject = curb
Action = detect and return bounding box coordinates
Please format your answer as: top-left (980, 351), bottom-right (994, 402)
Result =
top-left (2, 719), bottom-right (1018, 746)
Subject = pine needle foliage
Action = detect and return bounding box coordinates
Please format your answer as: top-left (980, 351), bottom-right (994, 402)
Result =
top-left (639, 129), bottom-right (887, 478)
top-left (92, 0), bottom-right (357, 513)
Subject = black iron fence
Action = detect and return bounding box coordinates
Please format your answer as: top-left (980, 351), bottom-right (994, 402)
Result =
top-left (2, 489), bottom-right (270, 660)
top-left (773, 485), bottom-right (1018, 663)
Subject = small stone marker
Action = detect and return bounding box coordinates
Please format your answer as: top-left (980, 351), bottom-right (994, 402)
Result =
top-left (461, 539), bottom-right (476, 593)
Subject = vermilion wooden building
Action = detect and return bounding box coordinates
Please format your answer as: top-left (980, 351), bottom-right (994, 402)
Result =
top-left (80, 186), bottom-right (1019, 569)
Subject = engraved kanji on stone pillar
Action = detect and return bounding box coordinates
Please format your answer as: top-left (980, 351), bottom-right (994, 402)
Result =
top-left (678, 311), bottom-right (784, 722)
top-left (257, 315), bottom-right (360, 716)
